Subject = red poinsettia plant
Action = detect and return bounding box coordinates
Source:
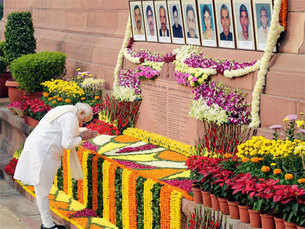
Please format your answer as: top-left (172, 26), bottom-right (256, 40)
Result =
top-left (86, 119), bottom-right (120, 135)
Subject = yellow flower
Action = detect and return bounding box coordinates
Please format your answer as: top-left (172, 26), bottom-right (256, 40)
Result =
top-left (42, 92), bottom-right (49, 97)
top-left (284, 173), bottom-right (294, 180)
top-left (95, 95), bottom-right (101, 100)
top-left (76, 68), bottom-right (81, 71)
top-left (65, 98), bottom-right (72, 103)
top-left (80, 97), bottom-right (86, 101)
top-left (51, 100), bottom-right (57, 104)
top-left (261, 166), bottom-right (270, 173)
top-left (283, 117), bottom-right (289, 122)
top-left (296, 120), bottom-right (305, 128)
top-left (297, 178), bottom-right (305, 184)
top-left (270, 163), bottom-right (277, 166)
top-left (273, 169), bottom-right (282, 175)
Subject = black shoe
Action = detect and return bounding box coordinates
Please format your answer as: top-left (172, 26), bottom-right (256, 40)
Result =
top-left (41, 224), bottom-right (66, 229)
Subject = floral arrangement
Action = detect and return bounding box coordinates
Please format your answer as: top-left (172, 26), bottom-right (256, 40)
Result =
top-left (86, 119), bottom-right (120, 135)
top-left (71, 69), bottom-right (94, 85)
top-left (4, 157), bottom-right (18, 176)
top-left (186, 207), bottom-right (229, 229)
top-left (98, 95), bottom-right (141, 133)
top-left (123, 128), bottom-right (194, 156)
top-left (135, 65), bottom-right (160, 80)
top-left (191, 81), bottom-right (250, 125)
top-left (118, 69), bottom-right (141, 95)
top-left (112, 86), bottom-right (141, 102)
top-left (81, 77), bottom-right (104, 99)
top-left (116, 144), bottom-right (158, 153)
top-left (8, 101), bottom-right (24, 117)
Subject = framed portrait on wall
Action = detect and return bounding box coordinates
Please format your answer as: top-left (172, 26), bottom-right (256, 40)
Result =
top-left (252, 0), bottom-right (273, 51)
top-left (215, 0), bottom-right (236, 48)
top-left (233, 0), bottom-right (255, 50)
top-left (181, 0), bottom-right (201, 46)
top-left (167, 0), bottom-right (185, 44)
top-left (143, 1), bottom-right (158, 42)
top-left (154, 0), bottom-right (172, 43)
top-left (129, 1), bottom-right (146, 41)
top-left (197, 0), bottom-right (217, 47)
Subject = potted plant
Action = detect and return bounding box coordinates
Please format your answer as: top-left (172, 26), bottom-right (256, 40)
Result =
top-left (8, 51), bottom-right (66, 102)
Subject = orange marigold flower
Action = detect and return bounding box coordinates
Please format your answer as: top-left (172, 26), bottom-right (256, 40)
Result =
top-left (94, 95), bottom-right (101, 100)
top-left (273, 169), bottom-right (282, 175)
top-left (80, 97), bottom-right (86, 101)
top-left (65, 99), bottom-right (71, 103)
top-left (224, 153), bottom-right (233, 159)
top-left (51, 100), bottom-right (57, 104)
top-left (42, 92), bottom-right (49, 97)
top-left (251, 157), bottom-right (261, 163)
top-left (57, 97), bottom-right (63, 102)
top-left (242, 157), bottom-right (249, 163)
top-left (284, 173), bottom-right (294, 180)
top-left (48, 97), bottom-right (53, 101)
top-left (261, 166), bottom-right (270, 173)
top-left (54, 95), bottom-right (58, 98)
top-left (298, 178), bottom-right (305, 184)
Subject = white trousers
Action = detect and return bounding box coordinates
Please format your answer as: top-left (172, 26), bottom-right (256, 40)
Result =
top-left (34, 154), bottom-right (61, 228)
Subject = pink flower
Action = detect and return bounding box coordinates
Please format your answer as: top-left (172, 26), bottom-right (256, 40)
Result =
top-left (269, 125), bottom-right (283, 130)
top-left (285, 114), bottom-right (298, 121)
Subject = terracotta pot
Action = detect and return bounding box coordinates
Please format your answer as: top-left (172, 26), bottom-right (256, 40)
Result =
top-left (201, 191), bottom-right (212, 208)
top-left (210, 194), bottom-right (220, 211)
top-left (24, 116), bottom-right (39, 128)
top-left (5, 80), bottom-right (42, 103)
top-left (260, 214), bottom-right (275, 229)
top-left (192, 186), bottom-right (202, 204)
top-left (228, 201), bottom-right (239, 219)
top-left (274, 217), bottom-right (285, 229)
top-left (0, 72), bottom-right (12, 98)
top-left (248, 209), bottom-right (261, 228)
top-left (218, 198), bottom-right (229, 215)
top-left (297, 226), bottom-right (305, 229)
top-left (284, 221), bottom-right (297, 229)
top-left (238, 205), bottom-right (250, 224)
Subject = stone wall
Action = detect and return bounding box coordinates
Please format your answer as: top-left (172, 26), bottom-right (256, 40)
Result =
top-left (0, 0), bottom-right (304, 142)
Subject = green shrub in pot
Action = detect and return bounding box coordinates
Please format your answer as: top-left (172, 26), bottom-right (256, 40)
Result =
top-left (10, 51), bottom-right (66, 93)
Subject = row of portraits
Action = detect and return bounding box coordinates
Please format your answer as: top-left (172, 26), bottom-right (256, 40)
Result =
top-left (130, 0), bottom-right (274, 51)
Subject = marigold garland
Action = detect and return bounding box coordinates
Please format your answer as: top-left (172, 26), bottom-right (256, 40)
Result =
top-left (87, 154), bottom-right (95, 209)
top-left (279, 0), bottom-right (288, 30)
top-left (67, 150), bottom-right (73, 197)
top-left (102, 160), bottom-right (111, 220)
top-left (121, 169), bottom-right (132, 229)
top-left (82, 151), bottom-right (89, 207)
top-left (77, 150), bottom-right (84, 204)
top-left (170, 190), bottom-right (183, 229)
top-left (63, 150), bottom-right (68, 193)
top-left (97, 158), bottom-right (104, 217)
top-left (144, 179), bottom-right (156, 229)
top-left (152, 183), bottom-right (163, 229)
top-left (160, 186), bottom-right (171, 229)
top-left (109, 164), bottom-right (119, 224)
top-left (114, 167), bottom-right (123, 228)
top-left (136, 176), bottom-right (146, 228)
top-left (92, 155), bottom-right (99, 211)
top-left (128, 172), bottom-right (138, 229)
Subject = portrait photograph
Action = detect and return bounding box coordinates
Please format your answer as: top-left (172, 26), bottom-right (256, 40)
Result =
top-left (167, 0), bottom-right (185, 44)
top-left (233, 0), bottom-right (255, 50)
top-left (181, 0), bottom-right (201, 46)
top-left (253, 0), bottom-right (272, 51)
top-left (215, 0), bottom-right (235, 48)
top-left (197, 0), bottom-right (217, 47)
top-left (129, 1), bottom-right (146, 41)
top-left (143, 1), bottom-right (158, 42)
top-left (155, 0), bottom-right (171, 43)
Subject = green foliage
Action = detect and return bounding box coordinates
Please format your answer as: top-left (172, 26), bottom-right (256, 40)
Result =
top-left (57, 162), bottom-right (63, 191)
top-left (115, 167), bottom-right (123, 229)
top-left (0, 56), bottom-right (7, 73)
top-left (136, 177), bottom-right (146, 229)
top-left (97, 158), bottom-right (104, 217)
top-left (10, 51), bottom-right (66, 93)
top-left (152, 183), bottom-right (163, 229)
top-left (86, 154), bottom-right (95, 209)
top-left (72, 178), bottom-right (78, 200)
top-left (0, 41), bottom-right (5, 57)
top-left (4, 12), bottom-right (36, 63)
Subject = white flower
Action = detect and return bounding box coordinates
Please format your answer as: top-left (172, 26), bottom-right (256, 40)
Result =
top-left (112, 86), bottom-right (141, 102)
top-left (81, 77), bottom-right (104, 91)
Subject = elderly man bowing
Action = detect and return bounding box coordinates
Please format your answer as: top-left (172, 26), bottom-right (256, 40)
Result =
top-left (14, 103), bottom-right (97, 229)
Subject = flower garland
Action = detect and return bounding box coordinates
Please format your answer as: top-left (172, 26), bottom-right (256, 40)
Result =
top-left (77, 150), bottom-right (84, 204)
top-left (128, 172), bottom-right (138, 229)
top-left (92, 155), bottom-right (99, 211)
top-left (109, 164), bottom-right (118, 224)
top-left (113, 15), bottom-right (132, 90)
top-left (152, 183), bottom-right (163, 228)
top-left (63, 150), bottom-right (68, 193)
top-left (136, 177), bottom-right (146, 228)
top-left (170, 190), bottom-right (183, 229)
top-left (223, 60), bottom-right (260, 78)
top-left (123, 128), bottom-right (194, 156)
top-left (67, 150), bottom-right (73, 197)
top-left (82, 151), bottom-right (89, 207)
top-left (249, 0), bottom-right (284, 128)
top-left (143, 179), bottom-right (156, 229)
top-left (160, 185), bottom-right (171, 229)
top-left (114, 167), bottom-right (123, 228)
top-left (97, 158), bottom-right (104, 217)
top-left (102, 160), bottom-right (111, 220)
top-left (122, 169), bottom-right (132, 228)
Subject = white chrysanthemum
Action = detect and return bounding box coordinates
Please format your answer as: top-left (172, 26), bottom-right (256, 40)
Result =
top-left (189, 98), bottom-right (228, 125)
top-left (81, 77), bottom-right (104, 90)
top-left (112, 86), bottom-right (141, 102)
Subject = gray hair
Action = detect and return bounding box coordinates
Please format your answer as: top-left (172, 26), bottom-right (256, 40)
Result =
top-left (75, 103), bottom-right (93, 122)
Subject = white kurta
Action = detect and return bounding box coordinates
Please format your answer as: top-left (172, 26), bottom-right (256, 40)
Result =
top-left (14, 105), bottom-right (82, 185)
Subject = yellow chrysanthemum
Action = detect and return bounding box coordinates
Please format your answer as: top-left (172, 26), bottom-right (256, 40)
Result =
top-left (273, 169), bottom-right (282, 175)
top-left (261, 166), bottom-right (270, 173)
top-left (284, 173), bottom-right (294, 180)
top-left (297, 178), bottom-right (305, 184)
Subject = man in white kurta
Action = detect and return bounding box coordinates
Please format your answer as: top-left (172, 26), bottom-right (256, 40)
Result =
top-left (14, 103), bottom-right (97, 229)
